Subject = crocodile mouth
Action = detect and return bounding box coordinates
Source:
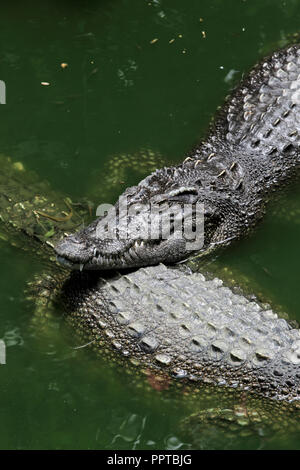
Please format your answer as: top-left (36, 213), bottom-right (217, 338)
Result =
top-left (55, 237), bottom-right (177, 271)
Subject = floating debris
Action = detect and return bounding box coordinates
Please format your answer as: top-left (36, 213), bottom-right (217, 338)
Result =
top-left (169, 38), bottom-right (175, 44)
top-left (224, 69), bottom-right (240, 83)
top-left (150, 38), bottom-right (159, 44)
top-left (60, 63), bottom-right (68, 69)
top-left (90, 67), bottom-right (98, 75)
top-left (12, 162), bottom-right (25, 172)
top-left (202, 31), bottom-right (206, 39)
top-left (158, 10), bottom-right (166, 19)
top-left (41, 82), bottom-right (50, 86)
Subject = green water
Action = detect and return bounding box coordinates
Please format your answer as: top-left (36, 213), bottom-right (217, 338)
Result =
top-left (1, 0), bottom-right (300, 450)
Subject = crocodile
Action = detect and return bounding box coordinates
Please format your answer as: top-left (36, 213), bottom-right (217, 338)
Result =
top-left (44, 43), bottom-right (300, 403)
top-left (1, 43), bottom-right (300, 441)
top-left (56, 43), bottom-right (300, 271)
top-left (2, 156), bottom-right (300, 449)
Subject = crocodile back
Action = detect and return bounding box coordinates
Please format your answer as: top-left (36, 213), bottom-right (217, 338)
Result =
top-left (214, 44), bottom-right (300, 163)
top-left (62, 264), bottom-right (300, 402)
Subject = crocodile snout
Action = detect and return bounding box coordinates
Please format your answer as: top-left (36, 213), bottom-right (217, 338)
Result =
top-left (55, 235), bottom-right (92, 265)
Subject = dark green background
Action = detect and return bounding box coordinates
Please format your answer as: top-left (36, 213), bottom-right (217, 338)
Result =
top-left (1, 0), bottom-right (300, 449)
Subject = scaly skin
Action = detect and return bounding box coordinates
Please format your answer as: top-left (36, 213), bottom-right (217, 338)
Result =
top-left (55, 44), bottom-right (300, 271)
top-left (58, 264), bottom-right (300, 402)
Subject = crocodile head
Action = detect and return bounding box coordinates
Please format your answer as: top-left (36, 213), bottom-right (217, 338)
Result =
top-left (55, 165), bottom-right (236, 270)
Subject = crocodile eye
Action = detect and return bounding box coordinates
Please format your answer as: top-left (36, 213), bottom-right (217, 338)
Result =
top-left (168, 186), bottom-right (198, 203)
top-left (168, 187), bottom-right (198, 197)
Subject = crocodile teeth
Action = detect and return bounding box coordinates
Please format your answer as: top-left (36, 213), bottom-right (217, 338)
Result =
top-left (133, 240), bottom-right (145, 249)
top-left (123, 252), bottom-right (132, 263)
top-left (129, 247), bottom-right (136, 257)
top-left (93, 248), bottom-right (99, 257)
top-left (79, 263), bottom-right (84, 271)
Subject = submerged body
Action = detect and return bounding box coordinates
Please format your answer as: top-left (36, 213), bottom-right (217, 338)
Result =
top-left (56, 44), bottom-right (300, 270)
